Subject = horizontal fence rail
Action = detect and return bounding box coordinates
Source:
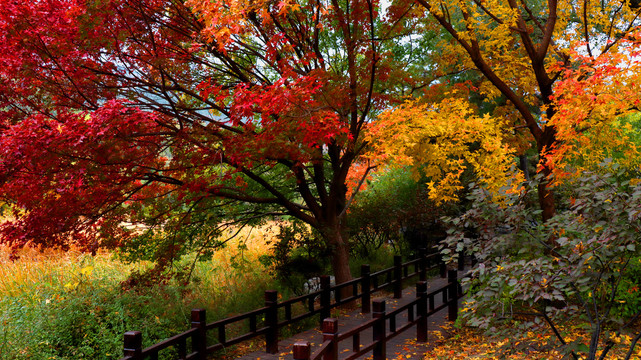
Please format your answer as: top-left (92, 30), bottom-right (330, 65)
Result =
top-left (292, 270), bottom-right (467, 360)
top-left (119, 249), bottom-right (468, 360)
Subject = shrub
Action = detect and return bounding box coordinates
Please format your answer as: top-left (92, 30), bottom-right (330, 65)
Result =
top-left (443, 169), bottom-right (641, 359)
top-left (1, 270), bottom-right (194, 359)
top-left (348, 167), bottom-right (462, 257)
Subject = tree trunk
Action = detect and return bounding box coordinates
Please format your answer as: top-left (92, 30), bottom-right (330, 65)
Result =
top-left (538, 178), bottom-right (556, 223)
top-left (320, 220), bottom-right (353, 302)
top-left (330, 239), bottom-right (353, 286)
top-left (537, 126), bottom-right (557, 223)
top-left (325, 223), bottom-right (353, 285)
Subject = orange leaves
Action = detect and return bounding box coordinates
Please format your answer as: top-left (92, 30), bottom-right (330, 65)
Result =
top-left (186, 0), bottom-right (254, 47)
top-left (344, 161), bottom-right (373, 199)
top-left (187, 0), bottom-right (308, 50)
top-left (545, 32), bottom-right (641, 179)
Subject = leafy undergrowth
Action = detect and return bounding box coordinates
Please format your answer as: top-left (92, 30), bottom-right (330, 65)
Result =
top-left (422, 324), bottom-right (641, 360)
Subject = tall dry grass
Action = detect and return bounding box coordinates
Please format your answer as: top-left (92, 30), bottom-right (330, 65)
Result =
top-left (0, 244), bottom-right (143, 298)
top-left (181, 224), bottom-right (282, 314)
top-left (0, 224), bottom-right (283, 360)
top-left (0, 224), bottom-right (279, 297)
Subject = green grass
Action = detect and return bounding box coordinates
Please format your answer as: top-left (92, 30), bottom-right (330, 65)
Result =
top-left (0, 230), bottom-right (282, 360)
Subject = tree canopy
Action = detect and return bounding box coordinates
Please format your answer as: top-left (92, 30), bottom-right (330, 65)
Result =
top-left (413, 0), bottom-right (641, 220)
top-left (0, 0), bottom-right (410, 283)
top-left (367, 95), bottom-right (524, 204)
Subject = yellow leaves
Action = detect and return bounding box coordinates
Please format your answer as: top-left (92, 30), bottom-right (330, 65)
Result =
top-left (609, 334), bottom-right (632, 345)
top-left (367, 97), bottom-right (523, 204)
top-left (429, 0), bottom-right (539, 103)
top-left (80, 266), bottom-right (93, 276)
top-left (64, 281), bottom-right (79, 290)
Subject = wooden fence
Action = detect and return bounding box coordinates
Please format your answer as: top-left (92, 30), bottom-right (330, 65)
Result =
top-left (292, 270), bottom-right (463, 360)
top-left (119, 249), bottom-right (466, 360)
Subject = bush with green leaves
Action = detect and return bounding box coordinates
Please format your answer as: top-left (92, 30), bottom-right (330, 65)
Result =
top-left (348, 167), bottom-right (461, 257)
top-left (613, 254), bottom-right (641, 320)
top-left (444, 170), bottom-right (641, 360)
top-left (258, 220), bottom-right (330, 293)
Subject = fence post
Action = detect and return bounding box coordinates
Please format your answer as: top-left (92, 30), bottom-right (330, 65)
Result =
top-left (393, 255), bottom-right (402, 299)
top-left (457, 248), bottom-right (465, 271)
top-left (320, 275), bottom-right (331, 326)
top-left (123, 331), bottom-right (142, 359)
top-left (265, 290), bottom-right (279, 354)
top-left (372, 300), bottom-right (386, 360)
top-left (361, 264), bottom-right (371, 314)
top-left (322, 318), bottom-right (339, 360)
top-left (191, 309), bottom-right (207, 360)
top-left (416, 281), bottom-right (428, 342)
top-left (439, 258), bottom-right (447, 278)
top-left (447, 270), bottom-right (459, 322)
top-left (419, 248), bottom-right (427, 281)
top-left (293, 341), bottom-right (311, 360)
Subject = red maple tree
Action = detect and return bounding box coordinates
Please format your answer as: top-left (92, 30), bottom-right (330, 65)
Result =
top-left (0, 0), bottom-right (399, 283)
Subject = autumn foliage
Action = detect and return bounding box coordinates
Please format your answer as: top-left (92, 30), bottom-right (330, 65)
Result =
top-left (367, 96), bottom-right (523, 204)
top-left (0, 0), bottom-right (404, 284)
top-left (1, 0), bottom-right (640, 295)
top-left (414, 0), bottom-right (641, 220)
top-left (546, 33), bottom-right (641, 178)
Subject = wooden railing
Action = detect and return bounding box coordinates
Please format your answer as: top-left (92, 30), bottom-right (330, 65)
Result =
top-left (119, 249), bottom-right (466, 360)
top-left (292, 270), bottom-right (464, 360)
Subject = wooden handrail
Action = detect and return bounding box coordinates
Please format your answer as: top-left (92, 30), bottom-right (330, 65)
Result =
top-left (290, 272), bottom-right (465, 360)
top-left (119, 249), bottom-right (462, 360)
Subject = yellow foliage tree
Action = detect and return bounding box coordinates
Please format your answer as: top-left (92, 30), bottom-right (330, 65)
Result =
top-left (367, 96), bottom-right (523, 204)
top-left (413, 0), bottom-right (641, 220)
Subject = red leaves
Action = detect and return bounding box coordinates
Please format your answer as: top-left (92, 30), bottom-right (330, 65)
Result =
top-left (545, 31), bottom-right (641, 179)
top-left (225, 74), bottom-right (350, 166)
top-left (0, 101), bottom-right (169, 248)
top-left (0, 0), bottom-right (388, 255)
